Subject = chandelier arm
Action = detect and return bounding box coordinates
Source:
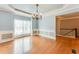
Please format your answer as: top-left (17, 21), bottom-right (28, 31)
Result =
top-left (32, 4), bottom-right (42, 20)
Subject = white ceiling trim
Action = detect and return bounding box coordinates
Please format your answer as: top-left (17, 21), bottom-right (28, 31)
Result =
top-left (44, 4), bottom-right (79, 16)
top-left (43, 4), bottom-right (69, 16)
top-left (8, 5), bottom-right (32, 17)
top-left (0, 7), bottom-right (13, 13)
top-left (1, 4), bottom-right (79, 18)
top-left (55, 7), bottom-right (79, 16)
top-left (0, 5), bottom-right (32, 17)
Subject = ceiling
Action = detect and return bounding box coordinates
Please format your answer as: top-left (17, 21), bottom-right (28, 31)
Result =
top-left (12, 4), bottom-right (64, 13)
top-left (1, 4), bottom-right (79, 17)
top-left (0, 4), bottom-right (64, 14)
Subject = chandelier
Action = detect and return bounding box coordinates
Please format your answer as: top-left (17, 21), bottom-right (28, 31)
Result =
top-left (32, 4), bottom-right (42, 20)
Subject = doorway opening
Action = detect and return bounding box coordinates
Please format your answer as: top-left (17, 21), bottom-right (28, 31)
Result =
top-left (56, 12), bottom-right (79, 39)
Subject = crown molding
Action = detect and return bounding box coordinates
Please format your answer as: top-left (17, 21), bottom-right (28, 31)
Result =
top-left (43, 4), bottom-right (69, 16)
top-left (44, 4), bottom-right (79, 16)
top-left (0, 7), bottom-right (13, 13)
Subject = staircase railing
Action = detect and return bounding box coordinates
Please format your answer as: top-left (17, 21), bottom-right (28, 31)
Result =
top-left (60, 28), bottom-right (78, 38)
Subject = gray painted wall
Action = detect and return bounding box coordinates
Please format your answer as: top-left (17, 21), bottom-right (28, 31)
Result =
top-left (0, 11), bottom-right (14, 32)
top-left (0, 10), bottom-right (56, 39)
top-left (14, 15), bottom-right (31, 21)
top-left (38, 15), bottom-right (56, 39)
top-left (32, 20), bottom-right (38, 30)
top-left (0, 11), bottom-right (31, 32)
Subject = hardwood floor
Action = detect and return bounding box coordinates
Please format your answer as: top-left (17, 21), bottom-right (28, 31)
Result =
top-left (0, 36), bottom-right (79, 54)
top-left (0, 41), bottom-right (13, 54)
top-left (32, 36), bottom-right (79, 54)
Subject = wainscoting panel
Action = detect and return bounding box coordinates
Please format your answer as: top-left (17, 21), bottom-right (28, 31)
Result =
top-left (39, 29), bottom-right (56, 40)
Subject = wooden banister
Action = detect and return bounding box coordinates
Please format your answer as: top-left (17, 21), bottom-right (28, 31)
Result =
top-left (60, 28), bottom-right (78, 38)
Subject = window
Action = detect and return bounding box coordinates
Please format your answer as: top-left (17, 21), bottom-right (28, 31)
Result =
top-left (14, 19), bottom-right (31, 36)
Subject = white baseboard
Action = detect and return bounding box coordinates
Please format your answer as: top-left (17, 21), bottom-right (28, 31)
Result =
top-left (39, 34), bottom-right (56, 40)
top-left (32, 29), bottom-right (56, 40)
